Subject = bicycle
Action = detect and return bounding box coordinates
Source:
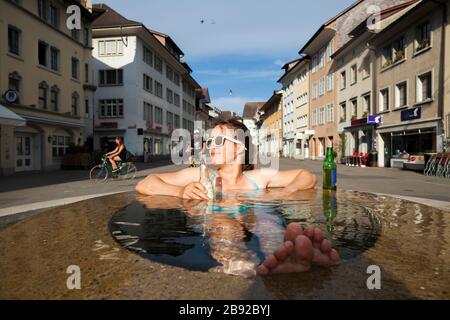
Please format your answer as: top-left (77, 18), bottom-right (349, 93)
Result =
top-left (89, 155), bottom-right (137, 181)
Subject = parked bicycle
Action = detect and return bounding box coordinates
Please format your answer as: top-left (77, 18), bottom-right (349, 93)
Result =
top-left (89, 154), bottom-right (137, 181)
top-left (424, 153), bottom-right (450, 179)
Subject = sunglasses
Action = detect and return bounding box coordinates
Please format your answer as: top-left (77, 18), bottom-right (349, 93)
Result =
top-left (206, 135), bottom-right (247, 150)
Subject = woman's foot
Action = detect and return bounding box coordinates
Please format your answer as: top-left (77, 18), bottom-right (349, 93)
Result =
top-left (256, 223), bottom-right (340, 276)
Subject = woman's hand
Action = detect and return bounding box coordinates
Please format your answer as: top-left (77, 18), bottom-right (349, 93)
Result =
top-left (179, 182), bottom-right (209, 200)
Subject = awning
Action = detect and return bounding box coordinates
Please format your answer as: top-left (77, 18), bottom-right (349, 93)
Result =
top-left (0, 104), bottom-right (26, 127)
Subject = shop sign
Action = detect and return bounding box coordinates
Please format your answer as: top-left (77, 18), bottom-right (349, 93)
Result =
top-left (368, 115), bottom-right (383, 124)
top-left (351, 118), bottom-right (367, 127)
top-left (100, 122), bottom-right (118, 128)
top-left (401, 107), bottom-right (421, 121)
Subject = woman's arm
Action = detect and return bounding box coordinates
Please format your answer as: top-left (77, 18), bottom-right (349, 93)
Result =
top-left (136, 167), bottom-right (208, 199)
top-left (258, 168), bottom-right (317, 192)
top-left (106, 146), bottom-right (119, 156)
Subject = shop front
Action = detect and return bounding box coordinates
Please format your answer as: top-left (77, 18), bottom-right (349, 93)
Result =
top-left (376, 107), bottom-right (440, 168)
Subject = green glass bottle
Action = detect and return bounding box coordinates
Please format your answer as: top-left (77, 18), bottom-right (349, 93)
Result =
top-left (323, 147), bottom-right (337, 190)
top-left (323, 189), bottom-right (337, 233)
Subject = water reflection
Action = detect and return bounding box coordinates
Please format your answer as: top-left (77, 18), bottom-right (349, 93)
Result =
top-left (109, 189), bottom-right (381, 277)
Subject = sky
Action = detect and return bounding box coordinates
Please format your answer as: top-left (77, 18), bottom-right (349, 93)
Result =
top-left (100, 0), bottom-right (355, 115)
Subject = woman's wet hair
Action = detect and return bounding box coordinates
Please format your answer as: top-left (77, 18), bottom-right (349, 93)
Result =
top-left (115, 136), bottom-right (123, 144)
top-left (214, 118), bottom-right (254, 171)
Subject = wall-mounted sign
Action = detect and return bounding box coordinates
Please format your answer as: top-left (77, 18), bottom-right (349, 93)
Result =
top-left (368, 115), bottom-right (383, 124)
top-left (100, 122), bottom-right (118, 128)
top-left (401, 107), bottom-right (421, 122)
top-left (351, 118), bottom-right (367, 127)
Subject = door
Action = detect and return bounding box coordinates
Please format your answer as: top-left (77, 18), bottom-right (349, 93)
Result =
top-left (15, 134), bottom-right (33, 172)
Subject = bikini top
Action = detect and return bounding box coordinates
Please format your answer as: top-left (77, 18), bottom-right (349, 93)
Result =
top-left (209, 169), bottom-right (261, 191)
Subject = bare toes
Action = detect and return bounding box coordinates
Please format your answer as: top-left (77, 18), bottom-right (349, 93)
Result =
top-left (304, 227), bottom-right (314, 239)
top-left (284, 223), bottom-right (303, 242)
top-left (321, 239), bottom-right (332, 253)
top-left (263, 255), bottom-right (278, 270)
top-left (274, 241), bottom-right (293, 261)
top-left (257, 264), bottom-right (269, 276)
top-left (330, 249), bottom-right (340, 263)
top-left (294, 235), bottom-right (314, 262)
top-left (313, 227), bottom-right (324, 245)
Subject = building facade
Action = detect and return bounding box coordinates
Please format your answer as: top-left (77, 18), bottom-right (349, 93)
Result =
top-left (333, 2), bottom-right (416, 161)
top-left (370, 0), bottom-right (447, 167)
top-left (259, 92), bottom-right (283, 157)
top-left (0, 0), bottom-right (95, 175)
top-left (242, 102), bottom-right (264, 151)
top-left (91, 4), bottom-right (200, 159)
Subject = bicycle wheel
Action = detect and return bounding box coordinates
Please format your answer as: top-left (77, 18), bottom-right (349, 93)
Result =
top-left (117, 163), bottom-right (137, 180)
top-left (89, 165), bottom-right (109, 181)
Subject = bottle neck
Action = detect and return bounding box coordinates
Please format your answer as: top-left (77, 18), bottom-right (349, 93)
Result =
top-left (325, 148), bottom-right (334, 160)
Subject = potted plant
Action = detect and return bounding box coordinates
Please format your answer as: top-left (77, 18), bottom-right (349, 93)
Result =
top-left (394, 49), bottom-right (405, 62)
top-left (383, 58), bottom-right (393, 68)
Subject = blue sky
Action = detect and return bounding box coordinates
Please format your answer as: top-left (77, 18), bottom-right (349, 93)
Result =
top-left (100, 0), bottom-right (355, 115)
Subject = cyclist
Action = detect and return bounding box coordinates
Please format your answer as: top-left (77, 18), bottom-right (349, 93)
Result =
top-left (105, 136), bottom-right (127, 173)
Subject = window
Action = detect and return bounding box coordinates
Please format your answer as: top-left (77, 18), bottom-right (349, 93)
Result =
top-left (154, 55), bottom-right (163, 73)
top-left (49, 4), bottom-right (58, 27)
top-left (166, 88), bottom-right (174, 104)
top-left (84, 64), bottom-right (89, 83)
top-left (99, 99), bottom-right (124, 118)
top-left (155, 81), bottom-right (163, 98)
top-left (167, 111), bottom-right (174, 129)
top-left (8, 72), bottom-right (21, 103)
top-left (71, 57), bottom-right (79, 79)
top-left (99, 69), bottom-right (123, 86)
top-left (174, 93), bottom-right (180, 107)
top-left (319, 48), bottom-right (325, 68)
top-left (143, 46), bottom-right (153, 66)
top-left (50, 86), bottom-right (59, 111)
top-left (340, 71), bottom-right (346, 90)
top-left (84, 28), bottom-right (90, 47)
top-left (319, 77), bottom-right (325, 96)
top-left (340, 102), bottom-right (347, 123)
top-left (351, 99), bottom-right (357, 119)
top-left (166, 66), bottom-right (174, 81)
top-left (50, 47), bottom-right (59, 71)
top-left (8, 25), bottom-right (21, 55)
top-left (327, 40), bottom-right (333, 62)
top-left (174, 73), bottom-right (180, 86)
top-left (85, 99), bottom-right (89, 116)
top-left (98, 39), bottom-right (124, 56)
top-left (416, 21), bottom-right (431, 52)
top-left (38, 41), bottom-right (48, 66)
top-left (52, 135), bottom-right (71, 158)
top-left (71, 29), bottom-right (80, 41)
top-left (417, 72), bottom-right (432, 102)
top-left (312, 81), bottom-right (318, 99)
top-left (393, 37), bottom-right (405, 62)
top-left (38, 81), bottom-right (48, 109)
top-left (71, 92), bottom-right (79, 115)
top-left (154, 106), bottom-right (163, 124)
top-left (327, 104), bottom-right (334, 123)
top-left (319, 107), bottom-right (325, 125)
top-left (350, 64), bottom-right (357, 85)
top-left (395, 82), bottom-right (407, 108)
top-left (143, 102), bottom-right (153, 122)
top-left (38, 0), bottom-right (47, 19)
top-left (379, 88), bottom-right (389, 112)
top-left (143, 74), bottom-right (153, 92)
top-left (362, 58), bottom-right (370, 78)
top-left (382, 36), bottom-right (405, 68)
top-left (363, 94), bottom-right (371, 116)
top-left (327, 73), bottom-right (334, 92)
top-left (312, 54), bottom-right (318, 73)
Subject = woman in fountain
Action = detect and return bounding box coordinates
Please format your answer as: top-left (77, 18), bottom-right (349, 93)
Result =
top-left (136, 118), bottom-right (340, 275)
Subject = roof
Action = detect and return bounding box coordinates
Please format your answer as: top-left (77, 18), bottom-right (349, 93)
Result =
top-left (92, 4), bottom-right (141, 28)
top-left (369, 0), bottom-right (435, 44)
top-left (261, 91), bottom-right (282, 112)
top-left (298, 0), bottom-right (365, 54)
top-left (331, 0), bottom-right (419, 59)
top-left (277, 55), bottom-right (310, 83)
top-left (242, 102), bottom-right (265, 119)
